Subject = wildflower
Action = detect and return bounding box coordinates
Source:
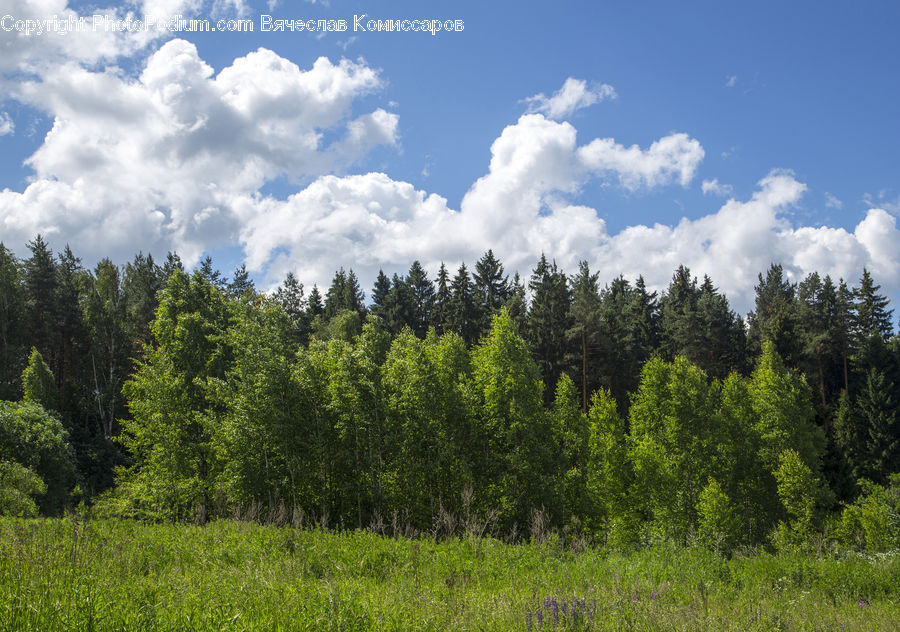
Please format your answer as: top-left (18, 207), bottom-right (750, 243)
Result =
top-left (537, 609), bottom-right (543, 629)
top-left (525, 612), bottom-right (532, 631)
top-left (858, 599), bottom-right (867, 607)
top-left (650, 590), bottom-right (659, 601)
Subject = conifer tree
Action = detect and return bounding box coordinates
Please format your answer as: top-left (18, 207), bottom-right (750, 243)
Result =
top-left (526, 255), bottom-right (572, 402)
top-left (448, 263), bottom-right (479, 345)
top-left (748, 264), bottom-right (802, 366)
top-left (123, 252), bottom-right (165, 346)
top-left (24, 236), bottom-right (59, 376)
top-left (568, 261), bottom-right (602, 412)
top-left (853, 268), bottom-right (894, 342)
top-left (369, 270), bottom-right (392, 323)
top-left (0, 244), bottom-right (26, 400)
top-left (306, 284), bottom-right (324, 318)
top-left (406, 260), bottom-right (435, 337)
top-left (432, 263), bottom-right (452, 335)
top-left (473, 250), bottom-right (510, 337)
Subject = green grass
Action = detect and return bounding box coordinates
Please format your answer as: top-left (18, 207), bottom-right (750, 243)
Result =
top-left (0, 517), bottom-right (897, 631)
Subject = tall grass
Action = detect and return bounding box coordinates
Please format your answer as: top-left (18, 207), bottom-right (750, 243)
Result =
top-left (1, 516), bottom-right (897, 631)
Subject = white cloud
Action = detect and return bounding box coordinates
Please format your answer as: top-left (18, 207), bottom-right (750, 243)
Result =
top-left (0, 0), bottom-right (164, 77)
top-left (1, 22), bottom-right (897, 316)
top-left (0, 112), bottom-right (12, 135)
top-left (824, 192), bottom-right (843, 209)
top-left (1, 40), bottom-right (394, 265)
top-left (578, 132), bottom-right (705, 190)
top-left (524, 78), bottom-right (617, 120)
top-left (726, 75), bottom-right (737, 88)
top-left (701, 178), bottom-right (733, 196)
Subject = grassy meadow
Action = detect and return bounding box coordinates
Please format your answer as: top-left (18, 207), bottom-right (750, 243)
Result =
top-left (1, 516), bottom-right (898, 631)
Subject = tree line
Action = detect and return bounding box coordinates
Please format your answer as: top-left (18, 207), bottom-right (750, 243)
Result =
top-left (1, 236), bottom-right (898, 550)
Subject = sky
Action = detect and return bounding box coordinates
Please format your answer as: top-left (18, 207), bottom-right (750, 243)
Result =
top-left (1, 0), bottom-right (899, 317)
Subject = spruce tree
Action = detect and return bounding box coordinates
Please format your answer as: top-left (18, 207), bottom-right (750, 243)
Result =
top-left (448, 263), bottom-right (479, 345)
top-left (432, 263), bottom-right (452, 335)
top-left (23, 235), bottom-right (59, 375)
top-left (473, 250), bottom-right (510, 338)
top-left (568, 261), bottom-right (602, 412)
top-left (747, 264), bottom-right (802, 367)
top-left (406, 260), bottom-right (435, 337)
top-left (526, 255), bottom-right (573, 402)
top-left (123, 252), bottom-right (164, 346)
top-left (0, 244), bottom-right (26, 400)
top-left (853, 269), bottom-right (894, 342)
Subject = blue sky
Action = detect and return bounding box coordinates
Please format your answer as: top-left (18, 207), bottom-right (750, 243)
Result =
top-left (1, 0), bottom-right (899, 315)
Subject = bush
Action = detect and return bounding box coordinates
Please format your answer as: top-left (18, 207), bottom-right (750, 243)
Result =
top-left (0, 401), bottom-right (76, 515)
top-left (835, 475), bottom-right (900, 551)
top-left (0, 460), bottom-right (47, 517)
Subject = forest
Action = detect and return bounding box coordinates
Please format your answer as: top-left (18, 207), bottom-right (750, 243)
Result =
top-left (1, 235), bottom-right (899, 553)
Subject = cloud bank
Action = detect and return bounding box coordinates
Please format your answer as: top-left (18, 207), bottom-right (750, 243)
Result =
top-left (1, 14), bottom-right (897, 315)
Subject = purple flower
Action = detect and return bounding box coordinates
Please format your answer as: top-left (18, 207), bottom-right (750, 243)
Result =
top-left (858, 599), bottom-right (867, 608)
top-left (537, 609), bottom-right (543, 629)
top-left (525, 612), bottom-right (532, 631)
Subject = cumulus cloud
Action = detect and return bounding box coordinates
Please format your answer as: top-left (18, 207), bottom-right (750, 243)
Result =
top-left (236, 161), bottom-right (899, 315)
top-left (524, 78), bottom-right (617, 120)
top-left (1, 15), bottom-right (897, 316)
top-left (1, 39), bottom-right (395, 264)
top-left (0, 0), bottom-right (165, 77)
top-left (578, 132), bottom-right (705, 190)
top-left (701, 178), bottom-right (733, 196)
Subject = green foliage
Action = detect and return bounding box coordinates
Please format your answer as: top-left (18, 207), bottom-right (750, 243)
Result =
top-left (0, 243), bottom-right (26, 401)
top-left (21, 348), bottom-right (57, 412)
top-left (697, 477), bottom-right (737, 553)
top-left (835, 475), bottom-right (900, 551)
top-left (0, 460), bottom-right (46, 517)
top-left (628, 356), bottom-right (725, 542)
top-left (0, 401), bottom-right (75, 515)
top-left (115, 270), bottom-right (232, 521)
top-left (585, 388), bottom-right (634, 544)
top-left (472, 308), bottom-right (555, 528)
top-left (749, 340), bottom-right (826, 475)
top-left (549, 374), bottom-right (589, 527)
top-left (773, 448), bottom-right (822, 547)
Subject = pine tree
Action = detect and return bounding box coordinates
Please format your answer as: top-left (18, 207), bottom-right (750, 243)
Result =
top-left (84, 258), bottom-right (129, 437)
top-left (853, 269), bottom-right (894, 343)
top-left (273, 271), bottom-right (309, 346)
top-left (694, 275), bottom-right (746, 379)
top-left (23, 236), bottom-right (59, 376)
top-left (747, 264), bottom-right (802, 367)
top-left (198, 255), bottom-right (226, 289)
top-left (163, 251), bottom-right (183, 278)
top-left (406, 261), bottom-right (435, 338)
top-left (527, 255), bottom-right (573, 403)
top-left (123, 252), bottom-right (164, 346)
top-left (448, 263), bottom-right (479, 345)
top-left (343, 269), bottom-right (366, 317)
top-left (432, 263), bottom-right (452, 335)
top-left (369, 270), bottom-right (392, 323)
top-left (473, 250), bottom-right (510, 338)
top-left (384, 273), bottom-right (414, 335)
top-left (568, 261), bottom-right (602, 412)
top-left (306, 285), bottom-right (324, 318)
top-left (0, 244), bottom-right (26, 400)
top-left (55, 245), bottom-right (89, 422)
top-left (227, 264), bottom-right (256, 301)
top-left (858, 368), bottom-right (899, 484)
